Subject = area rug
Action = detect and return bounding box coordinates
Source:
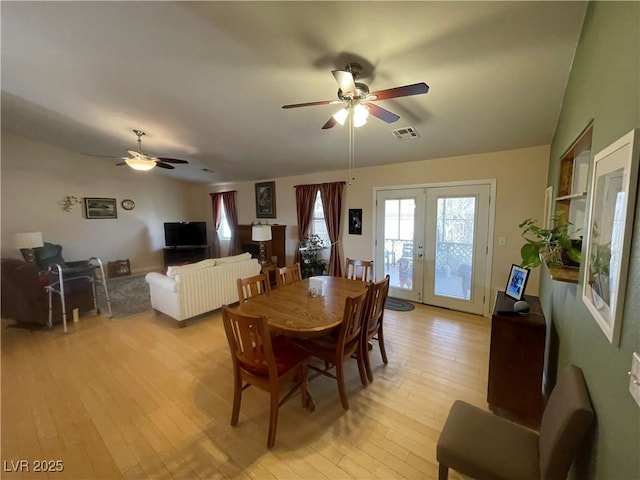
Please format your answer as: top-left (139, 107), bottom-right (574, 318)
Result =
top-left (385, 297), bottom-right (415, 312)
top-left (96, 274), bottom-right (152, 319)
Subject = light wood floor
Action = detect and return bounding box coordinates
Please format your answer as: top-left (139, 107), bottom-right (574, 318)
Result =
top-left (1, 303), bottom-right (490, 479)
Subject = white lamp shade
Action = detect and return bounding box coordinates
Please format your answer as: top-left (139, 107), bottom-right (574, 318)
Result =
top-left (125, 157), bottom-right (156, 171)
top-left (251, 225), bottom-right (272, 242)
top-left (353, 104), bottom-right (369, 127)
top-left (15, 231), bottom-right (44, 249)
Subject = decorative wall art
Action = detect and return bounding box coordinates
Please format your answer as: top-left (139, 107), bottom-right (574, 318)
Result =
top-left (582, 129), bottom-right (639, 345)
top-left (255, 181), bottom-right (276, 218)
top-left (84, 197), bottom-right (117, 219)
top-left (349, 208), bottom-right (362, 235)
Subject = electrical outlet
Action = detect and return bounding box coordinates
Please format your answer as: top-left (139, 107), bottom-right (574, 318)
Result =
top-left (498, 236), bottom-right (506, 246)
top-left (629, 352), bottom-right (640, 408)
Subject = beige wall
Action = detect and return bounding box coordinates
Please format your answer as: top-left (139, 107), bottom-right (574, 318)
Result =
top-left (209, 144), bottom-right (550, 307)
top-left (1, 133), bottom-right (209, 273)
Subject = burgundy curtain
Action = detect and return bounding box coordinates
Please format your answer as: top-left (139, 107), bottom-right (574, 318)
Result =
top-left (222, 191), bottom-right (239, 255)
top-left (210, 191), bottom-right (238, 257)
top-left (295, 184), bottom-right (320, 264)
top-left (209, 193), bottom-right (222, 258)
top-left (319, 182), bottom-right (345, 276)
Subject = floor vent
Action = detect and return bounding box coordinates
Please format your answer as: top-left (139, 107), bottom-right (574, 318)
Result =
top-left (391, 126), bottom-right (420, 140)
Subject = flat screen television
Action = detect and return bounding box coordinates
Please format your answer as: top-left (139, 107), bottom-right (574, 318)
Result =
top-left (164, 222), bottom-right (207, 247)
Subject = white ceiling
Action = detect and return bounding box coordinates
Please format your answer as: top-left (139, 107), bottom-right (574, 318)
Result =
top-left (1, 1), bottom-right (587, 184)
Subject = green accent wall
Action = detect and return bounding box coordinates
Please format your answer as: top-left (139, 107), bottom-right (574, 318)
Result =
top-left (543, 2), bottom-right (640, 479)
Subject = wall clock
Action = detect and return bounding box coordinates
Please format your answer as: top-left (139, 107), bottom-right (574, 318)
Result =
top-left (121, 199), bottom-right (135, 211)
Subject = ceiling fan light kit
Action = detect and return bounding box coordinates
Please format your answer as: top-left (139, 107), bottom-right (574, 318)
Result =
top-left (125, 157), bottom-right (156, 171)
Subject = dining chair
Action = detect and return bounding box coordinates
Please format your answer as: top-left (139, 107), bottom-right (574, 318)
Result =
top-left (298, 286), bottom-right (370, 410)
top-left (276, 263), bottom-right (302, 288)
top-left (361, 275), bottom-right (390, 383)
top-left (344, 258), bottom-right (374, 282)
top-left (221, 305), bottom-right (312, 448)
top-left (437, 364), bottom-right (594, 480)
top-left (237, 273), bottom-right (271, 303)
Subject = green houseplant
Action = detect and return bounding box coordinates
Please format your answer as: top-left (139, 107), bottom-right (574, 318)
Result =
top-left (519, 211), bottom-right (582, 269)
top-left (299, 233), bottom-right (327, 277)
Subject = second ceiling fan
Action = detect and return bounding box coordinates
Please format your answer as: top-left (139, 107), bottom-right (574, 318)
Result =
top-left (282, 62), bottom-right (429, 129)
top-left (115, 130), bottom-right (189, 171)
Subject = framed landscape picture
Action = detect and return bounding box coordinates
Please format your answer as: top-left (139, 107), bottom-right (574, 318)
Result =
top-left (84, 197), bottom-right (117, 219)
top-left (255, 181), bottom-right (276, 218)
top-left (582, 129), bottom-right (639, 345)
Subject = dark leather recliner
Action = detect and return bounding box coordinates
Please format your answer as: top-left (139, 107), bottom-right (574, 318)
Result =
top-left (0, 258), bottom-right (94, 326)
top-left (34, 242), bottom-right (97, 278)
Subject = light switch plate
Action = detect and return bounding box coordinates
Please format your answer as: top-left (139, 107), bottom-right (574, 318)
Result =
top-left (629, 352), bottom-right (640, 408)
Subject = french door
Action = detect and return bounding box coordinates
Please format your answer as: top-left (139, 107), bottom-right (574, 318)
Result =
top-left (375, 182), bottom-right (493, 315)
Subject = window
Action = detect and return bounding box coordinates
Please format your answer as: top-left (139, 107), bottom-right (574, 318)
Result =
top-left (218, 204), bottom-right (231, 240)
top-left (311, 191), bottom-right (329, 246)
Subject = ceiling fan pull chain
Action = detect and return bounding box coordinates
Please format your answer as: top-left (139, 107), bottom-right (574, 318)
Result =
top-left (348, 112), bottom-right (355, 185)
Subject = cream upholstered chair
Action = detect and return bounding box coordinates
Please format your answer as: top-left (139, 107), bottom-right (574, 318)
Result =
top-left (437, 364), bottom-right (594, 480)
top-left (344, 258), bottom-right (374, 282)
top-left (276, 263), bottom-right (302, 288)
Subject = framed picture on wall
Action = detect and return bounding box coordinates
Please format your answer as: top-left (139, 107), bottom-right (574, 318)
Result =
top-left (348, 208), bottom-right (362, 235)
top-left (84, 197), bottom-right (117, 219)
top-left (255, 181), bottom-right (276, 218)
top-left (582, 129), bottom-right (639, 345)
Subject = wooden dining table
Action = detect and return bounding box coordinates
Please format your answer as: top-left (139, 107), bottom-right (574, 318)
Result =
top-left (232, 275), bottom-right (368, 338)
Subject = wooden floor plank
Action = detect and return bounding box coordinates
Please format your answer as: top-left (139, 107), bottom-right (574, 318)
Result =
top-left (2, 301), bottom-right (491, 479)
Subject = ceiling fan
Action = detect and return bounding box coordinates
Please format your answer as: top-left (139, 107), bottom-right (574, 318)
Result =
top-left (99, 129), bottom-right (189, 171)
top-left (282, 63), bottom-right (429, 129)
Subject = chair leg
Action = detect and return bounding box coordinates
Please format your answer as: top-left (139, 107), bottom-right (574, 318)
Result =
top-left (267, 389), bottom-right (280, 449)
top-left (378, 326), bottom-right (388, 364)
top-left (231, 373), bottom-right (242, 426)
top-left (356, 346), bottom-right (368, 387)
top-left (300, 362), bottom-right (309, 409)
top-left (335, 362), bottom-right (349, 410)
top-left (364, 339), bottom-right (374, 384)
top-left (438, 463), bottom-right (449, 480)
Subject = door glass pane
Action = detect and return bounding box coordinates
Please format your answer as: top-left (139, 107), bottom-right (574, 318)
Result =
top-left (384, 198), bottom-right (415, 290)
top-left (433, 196), bottom-right (476, 300)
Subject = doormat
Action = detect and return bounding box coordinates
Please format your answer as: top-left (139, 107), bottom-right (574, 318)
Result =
top-left (385, 297), bottom-right (415, 312)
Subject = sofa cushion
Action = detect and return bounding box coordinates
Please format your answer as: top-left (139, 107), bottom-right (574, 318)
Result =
top-left (166, 258), bottom-right (217, 278)
top-left (214, 252), bottom-right (252, 265)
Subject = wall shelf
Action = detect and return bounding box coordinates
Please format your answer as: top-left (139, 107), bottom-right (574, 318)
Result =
top-left (547, 264), bottom-right (580, 283)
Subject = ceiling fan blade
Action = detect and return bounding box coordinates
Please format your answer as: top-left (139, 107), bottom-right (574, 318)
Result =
top-left (332, 70), bottom-right (357, 98)
top-left (368, 103), bottom-right (400, 123)
top-left (282, 100), bottom-right (337, 109)
top-left (321, 117), bottom-right (337, 130)
top-left (370, 82), bottom-right (429, 101)
top-left (155, 162), bottom-right (175, 170)
top-left (156, 157), bottom-right (188, 164)
top-left (115, 161), bottom-right (126, 166)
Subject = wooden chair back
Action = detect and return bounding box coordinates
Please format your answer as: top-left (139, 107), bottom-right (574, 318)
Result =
top-left (361, 275), bottom-right (391, 382)
top-left (222, 305), bottom-right (275, 378)
top-left (276, 263), bottom-right (302, 288)
top-left (237, 273), bottom-right (271, 303)
top-left (344, 258), bottom-right (374, 282)
top-left (337, 287), bottom-right (370, 358)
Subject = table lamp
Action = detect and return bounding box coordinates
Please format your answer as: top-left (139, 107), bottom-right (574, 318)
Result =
top-left (14, 231), bottom-right (44, 263)
top-left (251, 225), bottom-right (272, 265)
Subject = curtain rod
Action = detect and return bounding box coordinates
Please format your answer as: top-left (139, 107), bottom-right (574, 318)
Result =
top-left (293, 181), bottom-right (346, 188)
top-left (209, 190), bottom-right (238, 194)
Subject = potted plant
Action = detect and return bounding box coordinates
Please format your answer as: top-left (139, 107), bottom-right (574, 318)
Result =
top-left (519, 211), bottom-right (582, 269)
top-left (299, 233), bottom-right (327, 277)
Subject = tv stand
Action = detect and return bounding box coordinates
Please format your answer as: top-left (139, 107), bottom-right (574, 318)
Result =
top-left (163, 246), bottom-right (209, 267)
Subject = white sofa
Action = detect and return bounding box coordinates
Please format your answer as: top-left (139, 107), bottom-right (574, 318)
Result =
top-left (145, 253), bottom-right (261, 323)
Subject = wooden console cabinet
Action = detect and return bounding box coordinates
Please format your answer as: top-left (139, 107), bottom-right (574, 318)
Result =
top-left (163, 246), bottom-right (209, 267)
top-left (236, 225), bottom-right (286, 268)
top-left (487, 291), bottom-right (546, 428)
